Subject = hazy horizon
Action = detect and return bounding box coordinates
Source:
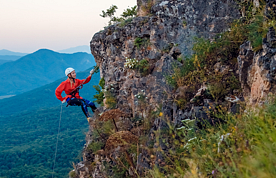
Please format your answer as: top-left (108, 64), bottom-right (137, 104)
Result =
top-left (0, 0), bottom-right (136, 53)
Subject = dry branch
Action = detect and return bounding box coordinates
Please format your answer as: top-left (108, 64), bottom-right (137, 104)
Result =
top-left (99, 109), bottom-right (128, 122)
top-left (105, 131), bottom-right (138, 152)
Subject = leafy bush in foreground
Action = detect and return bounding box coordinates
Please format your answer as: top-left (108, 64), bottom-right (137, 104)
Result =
top-left (148, 96), bottom-right (276, 178)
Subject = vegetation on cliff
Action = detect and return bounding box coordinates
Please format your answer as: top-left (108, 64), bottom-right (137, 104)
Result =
top-left (100, 5), bottom-right (137, 26)
top-left (166, 0), bottom-right (269, 107)
top-left (73, 0), bottom-right (276, 177)
top-left (147, 1), bottom-right (276, 177)
top-left (148, 96), bottom-right (276, 178)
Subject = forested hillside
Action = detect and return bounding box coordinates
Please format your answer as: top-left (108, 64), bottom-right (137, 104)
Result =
top-left (0, 69), bottom-right (100, 178)
top-left (0, 106), bottom-right (86, 178)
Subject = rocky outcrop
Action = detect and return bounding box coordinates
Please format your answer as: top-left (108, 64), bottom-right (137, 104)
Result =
top-left (238, 1), bottom-right (276, 104)
top-left (74, 0), bottom-right (243, 177)
top-left (238, 29), bottom-right (276, 104)
top-left (91, 0), bottom-right (240, 117)
top-left (69, 1), bottom-right (276, 177)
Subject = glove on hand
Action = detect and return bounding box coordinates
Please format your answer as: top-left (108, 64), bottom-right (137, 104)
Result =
top-left (90, 69), bottom-right (95, 76)
top-left (62, 99), bottom-right (66, 104)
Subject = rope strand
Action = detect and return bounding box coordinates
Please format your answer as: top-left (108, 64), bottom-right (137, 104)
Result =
top-left (52, 104), bottom-right (63, 178)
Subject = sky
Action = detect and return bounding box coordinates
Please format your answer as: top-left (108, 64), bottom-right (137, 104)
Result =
top-left (0, 0), bottom-right (136, 53)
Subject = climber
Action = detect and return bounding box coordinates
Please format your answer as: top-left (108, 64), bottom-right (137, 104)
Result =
top-left (55, 67), bottom-right (98, 121)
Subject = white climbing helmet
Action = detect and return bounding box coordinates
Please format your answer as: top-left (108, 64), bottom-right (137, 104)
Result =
top-left (65, 67), bottom-right (75, 76)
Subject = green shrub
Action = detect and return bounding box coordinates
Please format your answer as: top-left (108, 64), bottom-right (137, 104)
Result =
top-left (93, 78), bottom-right (117, 109)
top-left (104, 90), bottom-right (117, 109)
top-left (177, 57), bottom-right (182, 63)
top-left (134, 37), bottom-right (150, 49)
top-left (100, 5), bottom-right (137, 26)
top-left (87, 141), bottom-right (105, 153)
top-left (247, 15), bottom-right (268, 51)
top-left (119, 17), bottom-right (134, 27)
top-left (69, 170), bottom-right (77, 178)
top-left (136, 59), bottom-right (150, 76)
top-left (121, 5), bottom-right (137, 18)
top-left (93, 77), bottom-right (105, 105)
top-left (99, 77), bottom-right (105, 88)
top-left (124, 58), bottom-right (150, 76)
top-left (100, 5), bottom-right (118, 26)
top-left (182, 20), bottom-right (187, 27)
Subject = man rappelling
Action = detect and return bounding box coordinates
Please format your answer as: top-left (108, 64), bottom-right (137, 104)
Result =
top-left (55, 67), bottom-right (98, 121)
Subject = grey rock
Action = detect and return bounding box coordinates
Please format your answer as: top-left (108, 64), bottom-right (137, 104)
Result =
top-left (76, 0), bottom-right (241, 176)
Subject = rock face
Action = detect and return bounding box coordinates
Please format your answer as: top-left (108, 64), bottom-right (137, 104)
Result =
top-left (74, 0), bottom-right (242, 177)
top-left (238, 2), bottom-right (276, 104)
top-left (238, 31), bottom-right (276, 104)
top-left (91, 0), bottom-right (240, 116)
top-left (70, 1), bottom-right (276, 177)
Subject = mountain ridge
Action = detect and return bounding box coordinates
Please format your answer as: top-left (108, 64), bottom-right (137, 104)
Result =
top-left (0, 49), bottom-right (95, 95)
top-left (0, 49), bottom-right (28, 56)
top-left (0, 55), bottom-right (23, 61)
top-left (58, 45), bottom-right (90, 54)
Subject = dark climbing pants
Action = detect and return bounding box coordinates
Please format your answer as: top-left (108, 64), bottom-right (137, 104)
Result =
top-left (66, 97), bottom-right (97, 117)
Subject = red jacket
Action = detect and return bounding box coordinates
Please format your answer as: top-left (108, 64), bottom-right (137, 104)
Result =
top-left (55, 76), bottom-right (91, 101)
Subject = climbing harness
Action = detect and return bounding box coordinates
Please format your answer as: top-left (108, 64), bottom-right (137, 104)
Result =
top-left (66, 77), bottom-right (90, 107)
top-left (52, 103), bottom-right (63, 178)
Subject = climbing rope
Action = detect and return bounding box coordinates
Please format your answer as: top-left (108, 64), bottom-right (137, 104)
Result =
top-left (52, 104), bottom-right (63, 178)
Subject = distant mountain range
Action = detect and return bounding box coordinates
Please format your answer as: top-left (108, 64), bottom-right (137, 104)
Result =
top-left (0, 45), bottom-right (91, 56)
top-left (0, 50), bottom-right (28, 65)
top-left (0, 49), bottom-right (28, 56)
top-left (0, 49), bottom-right (95, 95)
top-left (0, 46), bottom-right (91, 65)
top-left (58, 45), bottom-right (91, 54)
top-left (0, 55), bottom-right (23, 61)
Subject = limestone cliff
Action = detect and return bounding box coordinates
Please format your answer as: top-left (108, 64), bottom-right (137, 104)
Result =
top-left (70, 0), bottom-right (276, 177)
